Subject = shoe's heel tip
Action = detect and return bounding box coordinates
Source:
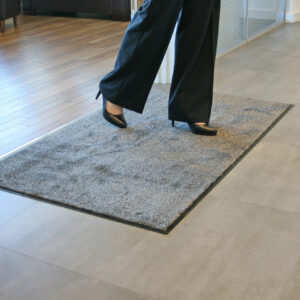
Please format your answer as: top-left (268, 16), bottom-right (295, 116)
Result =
top-left (95, 90), bottom-right (102, 100)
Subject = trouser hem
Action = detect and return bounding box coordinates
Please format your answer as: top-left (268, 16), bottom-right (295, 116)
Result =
top-left (101, 94), bottom-right (144, 114)
top-left (168, 115), bottom-right (210, 123)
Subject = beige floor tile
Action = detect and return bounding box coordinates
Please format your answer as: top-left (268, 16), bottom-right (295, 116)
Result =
top-left (243, 24), bottom-right (300, 56)
top-left (216, 47), bottom-right (300, 75)
top-left (0, 247), bottom-right (153, 300)
top-left (262, 104), bottom-right (300, 146)
top-left (0, 202), bottom-right (149, 278)
top-left (91, 198), bottom-right (300, 300)
top-left (223, 23), bottom-right (300, 56)
top-left (0, 191), bottom-right (36, 226)
top-left (214, 66), bottom-right (300, 104)
top-left (280, 258), bottom-right (300, 300)
top-left (210, 139), bottom-right (300, 214)
top-left (214, 28), bottom-right (300, 105)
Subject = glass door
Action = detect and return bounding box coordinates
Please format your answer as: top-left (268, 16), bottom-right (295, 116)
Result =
top-left (247, 0), bottom-right (286, 38)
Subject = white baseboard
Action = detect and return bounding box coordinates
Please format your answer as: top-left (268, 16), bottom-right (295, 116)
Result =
top-left (285, 12), bottom-right (300, 23)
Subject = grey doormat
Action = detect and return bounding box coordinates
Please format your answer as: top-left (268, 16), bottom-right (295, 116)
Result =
top-left (0, 84), bottom-right (294, 233)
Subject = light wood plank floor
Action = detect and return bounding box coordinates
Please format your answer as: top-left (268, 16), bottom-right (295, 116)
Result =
top-left (1, 15), bottom-right (300, 300)
top-left (0, 15), bottom-right (129, 157)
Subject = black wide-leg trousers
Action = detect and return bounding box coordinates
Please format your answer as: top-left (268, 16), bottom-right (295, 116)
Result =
top-left (98, 0), bottom-right (221, 123)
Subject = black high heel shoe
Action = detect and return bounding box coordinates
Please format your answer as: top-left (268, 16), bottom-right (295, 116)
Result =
top-left (95, 89), bottom-right (127, 128)
top-left (171, 120), bottom-right (217, 136)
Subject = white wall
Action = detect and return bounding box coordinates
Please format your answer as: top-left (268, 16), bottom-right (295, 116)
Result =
top-left (286, 0), bottom-right (300, 22)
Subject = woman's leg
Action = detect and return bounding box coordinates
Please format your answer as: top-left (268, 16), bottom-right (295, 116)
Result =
top-left (99, 0), bottom-right (184, 114)
top-left (168, 0), bottom-right (221, 123)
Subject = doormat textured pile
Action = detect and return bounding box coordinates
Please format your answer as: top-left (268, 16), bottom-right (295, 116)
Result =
top-left (0, 84), bottom-right (293, 233)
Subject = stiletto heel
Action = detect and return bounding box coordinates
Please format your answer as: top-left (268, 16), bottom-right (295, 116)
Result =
top-left (171, 120), bottom-right (175, 127)
top-left (97, 90), bottom-right (127, 128)
top-left (95, 89), bottom-right (102, 100)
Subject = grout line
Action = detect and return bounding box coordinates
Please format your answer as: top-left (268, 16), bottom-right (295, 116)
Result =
top-left (0, 245), bottom-right (159, 300)
top-left (0, 200), bottom-right (37, 227)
